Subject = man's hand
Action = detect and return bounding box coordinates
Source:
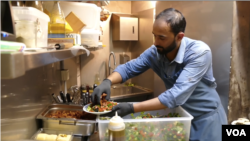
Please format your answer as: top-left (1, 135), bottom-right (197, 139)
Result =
top-left (102, 103), bottom-right (134, 117)
top-left (91, 79), bottom-right (112, 105)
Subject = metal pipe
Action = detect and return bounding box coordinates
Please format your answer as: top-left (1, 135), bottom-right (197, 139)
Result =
top-left (60, 61), bottom-right (67, 96)
top-left (60, 61), bottom-right (64, 70)
top-left (108, 52), bottom-right (116, 75)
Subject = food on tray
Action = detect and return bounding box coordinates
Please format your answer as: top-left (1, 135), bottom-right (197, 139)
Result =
top-left (45, 110), bottom-right (96, 120)
top-left (36, 133), bottom-right (57, 141)
top-left (56, 134), bottom-right (72, 141)
top-left (87, 94), bottom-right (117, 112)
top-left (46, 134), bottom-right (57, 140)
top-left (238, 118), bottom-right (249, 122)
top-left (35, 133), bottom-right (72, 141)
top-left (233, 118), bottom-right (250, 125)
top-left (36, 133), bottom-right (47, 140)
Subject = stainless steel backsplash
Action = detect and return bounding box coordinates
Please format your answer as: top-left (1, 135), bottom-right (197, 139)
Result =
top-left (1, 56), bottom-right (80, 141)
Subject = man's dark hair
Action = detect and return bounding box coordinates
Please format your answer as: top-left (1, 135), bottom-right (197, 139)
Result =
top-left (156, 8), bottom-right (186, 36)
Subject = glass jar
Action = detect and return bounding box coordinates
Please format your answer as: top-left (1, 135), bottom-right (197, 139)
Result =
top-left (48, 1), bottom-right (66, 38)
top-left (15, 20), bottom-right (37, 48)
top-left (24, 1), bottom-right (43, 12)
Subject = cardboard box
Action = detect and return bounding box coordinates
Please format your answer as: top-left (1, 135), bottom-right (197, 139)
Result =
top-left (65, 12), bottom-right (86, 33)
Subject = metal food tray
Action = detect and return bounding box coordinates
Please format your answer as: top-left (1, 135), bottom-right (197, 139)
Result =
top-left (31, 128), bottom-right (73, 141)
top-left (36, 104), bottom-right (97, 136)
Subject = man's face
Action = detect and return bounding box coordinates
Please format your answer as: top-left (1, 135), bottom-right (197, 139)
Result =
top-left (152, 19), bottom-right (177, 55)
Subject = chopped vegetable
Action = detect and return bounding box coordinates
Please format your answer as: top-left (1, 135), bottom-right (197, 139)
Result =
top-left (87, 101), bottom-right (117, 112)
top-left (99, 117), bottom-right (111, 120)
top-left (101, 112), bottom-right (186, 141)
top-left (87, 93), bottom-right (117, 112)
top-left (130, 112), bottom-right (181, 119)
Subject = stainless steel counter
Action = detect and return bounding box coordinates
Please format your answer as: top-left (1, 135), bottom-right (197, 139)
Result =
top-left (88, 132), bottom-right (100, 141)
top-left (72, 132), bottom-right (99, 141)
top-left (72, 135), bottom-right (91, 141)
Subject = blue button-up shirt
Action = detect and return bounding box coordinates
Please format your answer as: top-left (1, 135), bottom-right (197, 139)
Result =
top-left (114, 37), bottom-right (217, 110)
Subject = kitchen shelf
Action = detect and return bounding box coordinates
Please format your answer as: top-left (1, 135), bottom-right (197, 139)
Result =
top-left (24, 48), bottom-right (87, 71)
top-left (84, 46), bottom-right (103, 51)
top-left (82, 42), bottom-right (104, 51)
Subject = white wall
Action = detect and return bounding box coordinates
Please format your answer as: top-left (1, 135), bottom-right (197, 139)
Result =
top-left (80, 1), bottom-right (132, 86)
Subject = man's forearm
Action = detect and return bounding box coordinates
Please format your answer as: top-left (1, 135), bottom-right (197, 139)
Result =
top-left (107, 72), bottom-right (123, 84)
top-left (133, 97), bottom-right (167, 113)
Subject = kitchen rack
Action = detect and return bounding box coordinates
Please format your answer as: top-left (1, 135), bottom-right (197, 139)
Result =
top-left (1, 48), bottom-right (87, 79)
top-left (24, 48), bottom-right (86, 70)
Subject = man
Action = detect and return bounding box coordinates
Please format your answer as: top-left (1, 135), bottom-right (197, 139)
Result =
top-left (91, 8), bottom-right (227, 141)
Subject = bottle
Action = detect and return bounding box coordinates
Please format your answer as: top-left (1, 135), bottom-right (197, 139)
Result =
top-left (48, 1), bottom-right (65, 38)
top-left (89, 86), bottom-right (93, 103)
top-left (81, 85), bottom-right (87, 93)
top-left (85, 92), bottom-right (89, 104)
top-left (86, 85), bottom-right (90, 93)
top-left (24, 1), bottom-right (43, 12)
top-left (94, 73), bottom-right (101, 85)
top-left (81, 92), bottom-right (86, 105)
top-left (108, 112), bottom-right (125, 141)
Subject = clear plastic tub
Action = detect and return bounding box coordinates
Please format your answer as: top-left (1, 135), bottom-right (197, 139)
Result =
top-left (97, 106), bottom-right (193, 141)
top-left (12, 7), bottom-right (50, 48)
top-left (81, 29), bottom-right (100, 47)
top-left (31, 128), bottom-right (73, 141)
top-left (60, 2), bottom-right (101, 30)
top-left (15, 20), bottom-right (37, 48)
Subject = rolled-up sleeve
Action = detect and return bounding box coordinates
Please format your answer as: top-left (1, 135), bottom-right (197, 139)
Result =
top-left (114, 48), bottom-right (152, 83)
top-left (158, 49), bottom-right (212, 108)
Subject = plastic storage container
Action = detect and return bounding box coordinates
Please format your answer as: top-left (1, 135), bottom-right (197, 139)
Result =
top-left (12, 7), bottom-right (50, 48)
top-left (60, 2), bottom-right (101, 47)
top-left (97, 106), bottom-right (193, 141)
top-left (81, 29), bottom-right (100, 47)
top-left (60, 1), bottom-right (101, 30)
top-left (31, 128), bottom-right (73, 141)
top-left (15, 20), bottom-right (37, 48)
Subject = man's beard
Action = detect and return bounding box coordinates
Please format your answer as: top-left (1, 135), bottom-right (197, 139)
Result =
top-left (155, 39), bottom-right (177, 55)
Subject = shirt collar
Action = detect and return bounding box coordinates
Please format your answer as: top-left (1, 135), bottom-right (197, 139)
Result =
top-left (156, 37), bottom-right (186, 64)
top-left (173, 38), bottom-right (186, 64)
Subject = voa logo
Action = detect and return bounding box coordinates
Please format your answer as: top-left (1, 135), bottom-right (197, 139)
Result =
top-left (226, 129), bottom-right (246, 136)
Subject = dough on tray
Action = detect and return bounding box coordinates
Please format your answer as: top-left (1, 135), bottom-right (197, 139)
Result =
top-left (56, 134), bottom-right (72, 141)
top-left (45, 134), bottom-right (57, 141)
top-left (36, 133), bottom-right (47, 140)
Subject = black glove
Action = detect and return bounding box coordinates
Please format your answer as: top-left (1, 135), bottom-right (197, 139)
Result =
top-left (102, 103), bottom-right (134, 117)
top-left (91, 79), bottom-right (111, 105)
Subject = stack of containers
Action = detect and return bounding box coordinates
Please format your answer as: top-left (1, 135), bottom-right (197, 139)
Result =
top-left (97, 106), bottom-right (193, 141)
top-left (60, 2), bottom-right (101, 47)
top-left (12, 7), bottom-right (50, 48)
